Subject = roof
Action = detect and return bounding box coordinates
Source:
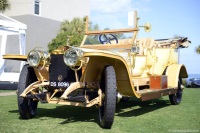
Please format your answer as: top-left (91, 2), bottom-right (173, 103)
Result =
top-left (0, 13), bottom-right (27, 35)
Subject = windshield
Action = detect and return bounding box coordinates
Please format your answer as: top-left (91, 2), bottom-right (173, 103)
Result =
top-left (81, 11), bottom-right (139, 47)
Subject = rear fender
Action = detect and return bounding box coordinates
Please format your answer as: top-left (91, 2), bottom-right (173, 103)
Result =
top-left (165, 64), bottom-right (188, 88)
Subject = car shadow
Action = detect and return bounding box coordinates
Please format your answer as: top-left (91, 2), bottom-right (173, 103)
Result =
top-left (8, 98), bottom-right (171, 125)
top-left (37, 105), bottom-right (99, 124)
top-left (9, 106), bottom-right (100, 126)
top-left (116, 97), bottom-right (171, 117)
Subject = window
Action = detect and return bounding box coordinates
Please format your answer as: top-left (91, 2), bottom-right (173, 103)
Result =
top-left (34, 1), bottom-right (40, 15)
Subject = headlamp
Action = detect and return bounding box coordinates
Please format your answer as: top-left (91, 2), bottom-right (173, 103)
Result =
top-left (63, 48), bottom-right (82, 67)
top-left (27, 49), bottom-right (50, 67)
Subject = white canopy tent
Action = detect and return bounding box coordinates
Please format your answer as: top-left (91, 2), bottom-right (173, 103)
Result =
top-left (0, 14), bottom-right (27, 82)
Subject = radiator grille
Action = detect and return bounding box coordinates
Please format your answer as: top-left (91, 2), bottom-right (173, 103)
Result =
top-left (49, 54), bottom-right (81, 88)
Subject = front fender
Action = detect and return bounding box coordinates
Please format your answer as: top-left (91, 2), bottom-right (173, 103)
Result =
top-left (81, 51), bottom-right (140, 98)
top-left (165, 64), bottom-right (188, 88)
top-left (3, 54), bottom-right (27, 61)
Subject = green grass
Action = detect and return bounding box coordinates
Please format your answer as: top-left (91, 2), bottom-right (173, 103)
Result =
top-left (0, 90), bottom-right (15, 93)
top-left (0, 88), bottom-right (200, 133)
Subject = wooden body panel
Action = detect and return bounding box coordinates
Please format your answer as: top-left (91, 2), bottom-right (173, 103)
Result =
top-left (85, 28), bottom-right (139, 35)
top-left (81, 43), bottom-right (132, 50)
top-left (150, 75), bottom-right (168, 89)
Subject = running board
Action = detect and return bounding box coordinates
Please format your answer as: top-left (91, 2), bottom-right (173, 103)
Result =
top-left (137, 88), bottom-right (177, 101)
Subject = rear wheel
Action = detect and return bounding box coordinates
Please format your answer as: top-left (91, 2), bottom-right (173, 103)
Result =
top-left (169, 76), bottom-right (183, 105)
top-left (99, 66), bottom-right (117, 129)
top-left (17, 65), bottom-right (38, 119)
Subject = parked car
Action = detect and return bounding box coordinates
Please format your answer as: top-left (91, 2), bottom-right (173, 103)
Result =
top-left (187, 78), bottom-right (200, 88)
top-left (3, 11), bottom-right (191, 129)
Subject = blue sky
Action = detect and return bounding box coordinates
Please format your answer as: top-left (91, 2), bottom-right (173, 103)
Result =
top-left (90, 0), bottom-right (200, 74)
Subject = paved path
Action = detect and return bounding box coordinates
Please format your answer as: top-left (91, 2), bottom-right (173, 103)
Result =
top-left (0, 91), bottom-right (16, 96)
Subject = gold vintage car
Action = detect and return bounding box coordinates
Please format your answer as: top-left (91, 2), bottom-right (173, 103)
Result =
top-left (3, 11), bottom-right (191, 129)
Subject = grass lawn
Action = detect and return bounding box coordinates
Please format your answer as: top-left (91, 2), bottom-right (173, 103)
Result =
top-left (0, 88), bottom-right (200, 133)
top-left (0, 90), bottom-right (15, 93)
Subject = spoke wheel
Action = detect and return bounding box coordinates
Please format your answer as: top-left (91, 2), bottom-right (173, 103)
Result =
top-left (99, 66), bottom-right (117, 129)
top-left (18, 65), bottom-right (38, 119)
top-left (169, 76), bottom-right (183, 105)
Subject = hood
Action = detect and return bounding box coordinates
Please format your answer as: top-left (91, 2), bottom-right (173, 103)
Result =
top-left (77, 47), bottom-right (122, 57)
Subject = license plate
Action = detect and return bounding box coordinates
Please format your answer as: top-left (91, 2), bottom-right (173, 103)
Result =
top-left (50, 81), bottom-right (70, 88)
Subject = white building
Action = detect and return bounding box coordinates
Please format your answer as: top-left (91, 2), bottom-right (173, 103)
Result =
top-left (5, 0), bottom-right (90, 22)
top-left (1, 0), bottom-right (90, 82)
top-left (4, 0), bottom-right (90, 51)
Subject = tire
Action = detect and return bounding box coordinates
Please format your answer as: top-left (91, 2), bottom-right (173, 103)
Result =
top-left (169, 76), bottom-right (183, 105)
top-left (99, 66), bottom-right (117, 129)
top-left (17, 65), bottom-right (38, 119)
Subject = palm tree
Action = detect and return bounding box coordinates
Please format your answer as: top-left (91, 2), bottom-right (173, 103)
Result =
top-left (48, 17), bottom-right (125, 52)
top-left (195, 45), bottom-right (200, 54)
top-left (60, 18), bottom-right (84, 33)
top-left (60, 17), bottom-right (85, 46)
top-left (48, 17), bottom-right (85, 52)
top-left (0, 0), bottom-right (10, 13)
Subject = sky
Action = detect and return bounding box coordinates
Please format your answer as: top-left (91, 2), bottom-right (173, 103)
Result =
top-left (90, 0), bottom-right (200, 74)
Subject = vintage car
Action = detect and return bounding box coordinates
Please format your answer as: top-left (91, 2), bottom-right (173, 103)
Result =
top-left (3, 11), bottom-right (191, 129)
top-left (187, 78), bottom-right (200, 88)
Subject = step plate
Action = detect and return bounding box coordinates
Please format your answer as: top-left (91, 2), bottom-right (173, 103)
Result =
top-left (137, 88), bottom-right (177, 101)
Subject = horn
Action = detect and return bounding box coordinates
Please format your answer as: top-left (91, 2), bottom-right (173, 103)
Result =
top-left (144, 23), bottom-right (152, 32)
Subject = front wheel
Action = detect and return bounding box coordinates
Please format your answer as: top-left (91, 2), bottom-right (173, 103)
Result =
top-left (169, 77), bottom-right (183, 105)
top-left (99, 66), bottom-right (117, 129)
top-left (17, 65), bottom-right (38, 119)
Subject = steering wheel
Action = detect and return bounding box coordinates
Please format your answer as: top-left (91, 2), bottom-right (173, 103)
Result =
top-left (99, 34), bottom-right (118, 44)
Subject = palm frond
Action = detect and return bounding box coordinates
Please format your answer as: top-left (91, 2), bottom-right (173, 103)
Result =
top-left (195, 45), bottom-right (200, 54)
top-left (0, 0), bottom-right (10, 12)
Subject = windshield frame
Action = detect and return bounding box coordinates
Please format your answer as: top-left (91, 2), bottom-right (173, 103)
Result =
top-left (80, 11), bottom-right (139, 48)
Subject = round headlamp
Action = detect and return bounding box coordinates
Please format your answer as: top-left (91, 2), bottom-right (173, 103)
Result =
top-left (27, 49), bottom-right (50, 67)
top-left (63, 48), bottom-right (81, 67)
top-left (27, 50), bottom-right (41, 67)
